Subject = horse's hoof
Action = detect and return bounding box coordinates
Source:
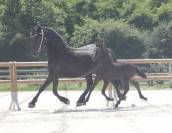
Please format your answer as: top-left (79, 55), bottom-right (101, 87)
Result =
top-left (61, 97), bottom-right (70, 105)
top-left (28, 103), bottom-right (35, 108)
top-left (121, 96), bottom-right (127, 101)
top-left (142, 97), bottom-right (148, 101)
top-left (83, 102), bottom-right (87, 106)
top-left (107, 98), bottom-right (114, 101)
top-left (66, 99), bottom-right (70, 105)
top-left (115, 104), bottom-right (119, 108)
top-left (64, 99), bottom-right (70, 105)
top-left (76, 102), bottom-right (83, 107)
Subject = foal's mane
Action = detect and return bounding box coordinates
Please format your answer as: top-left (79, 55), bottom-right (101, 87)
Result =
top-left (93, 43), bottom-right (114, 72)
top-left (97, 43), bottom-right (114, 63)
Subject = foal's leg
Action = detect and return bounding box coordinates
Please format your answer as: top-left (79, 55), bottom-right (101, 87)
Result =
top-left (28, 75), bottom-right (53, 108)
top-left (76, 74), bottom-right (93, 106)
top-left (115, 81), bottom-right (129, 108)
top-left (102, 81), bottom-right (114, 101)
top-left (111, 80), bottom-right (123, 99)
top-left (52, 77), bottom-right (70, 104)
top-left (130, 80), bottom-right (147, 100)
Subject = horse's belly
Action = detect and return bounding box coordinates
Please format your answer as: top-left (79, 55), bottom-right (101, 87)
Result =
top-left (48, 58), bottom-right (93, 78)
top-left (54, 66), bottom-right (92, 78)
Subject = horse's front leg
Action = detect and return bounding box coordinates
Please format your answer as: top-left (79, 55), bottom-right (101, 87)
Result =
top-left (28, 75), bottom-right (53, 108)
top-left (76, 74), bottom-right (93, 106)
top-left (52, 77), bottom-right (70, 104)
top-left (84, 77), bottom-right (100, 105)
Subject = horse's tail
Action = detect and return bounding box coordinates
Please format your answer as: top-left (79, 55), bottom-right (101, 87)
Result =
top-left (136, 68), bottom-right (147, 78)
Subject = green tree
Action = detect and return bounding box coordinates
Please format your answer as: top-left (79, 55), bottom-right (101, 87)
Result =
top-left (129, 8), bottom-right (154, 30)
top-left (0, 0), bottom-right (68, 61)
top-left (102, 20), bottom-right (145, 58)
top-left (70, 18), bottom-right (101, 47)
top-left (71, 19), bottom-right (145, 58)
top-left (157, 3), bottom-right (172, 23)
top-left (146, 22), bottom-right (172, 58)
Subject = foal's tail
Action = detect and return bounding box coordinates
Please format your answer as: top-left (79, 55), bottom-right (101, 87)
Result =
top-left (136, 68), bottom-right (147, 78)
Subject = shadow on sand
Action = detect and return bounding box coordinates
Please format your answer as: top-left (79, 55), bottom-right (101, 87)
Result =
top-left (52, 106), bottom-right (150, 114)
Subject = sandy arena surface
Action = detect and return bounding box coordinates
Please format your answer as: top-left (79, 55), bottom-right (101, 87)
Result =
top-left (0, 90), bottom-right (172, 133)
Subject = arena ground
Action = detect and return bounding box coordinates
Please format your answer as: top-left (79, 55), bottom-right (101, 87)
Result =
top-left (0, 90), bottom-right (172, 133)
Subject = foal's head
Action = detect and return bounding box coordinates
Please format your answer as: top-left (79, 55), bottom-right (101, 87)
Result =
top-left (93, 39), bottom-right (114, 64)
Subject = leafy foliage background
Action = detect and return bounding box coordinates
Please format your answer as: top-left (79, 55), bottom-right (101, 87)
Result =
top-left (0, 0), bottom-right (172, 61)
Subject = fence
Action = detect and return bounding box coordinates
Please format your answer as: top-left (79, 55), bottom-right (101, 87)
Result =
top-left (0, 59), bottom-right (172, 110)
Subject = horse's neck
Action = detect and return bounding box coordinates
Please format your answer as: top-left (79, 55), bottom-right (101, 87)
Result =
top-left (44, 28), bottom-right (70, 53)
top-left (46, 41), bottom-right (71, 62)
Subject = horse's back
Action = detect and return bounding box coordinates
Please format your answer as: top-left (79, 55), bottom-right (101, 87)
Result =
top-left (73, 44), bottom-right (97, 56)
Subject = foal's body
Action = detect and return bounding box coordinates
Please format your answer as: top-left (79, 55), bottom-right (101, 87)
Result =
top-left (97, 62), bottom-right (146, 100)
top-left (86, 43), bottom-right (147, 108)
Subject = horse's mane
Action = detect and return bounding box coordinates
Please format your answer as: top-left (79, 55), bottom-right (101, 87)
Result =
top-left (43, 27), bottom-right (68, 46)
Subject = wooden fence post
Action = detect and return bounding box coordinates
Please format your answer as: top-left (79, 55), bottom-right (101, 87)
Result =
top-left (9, 61), bottom-right (21, 111)
top-left (169, 63), bottom-right (172, 89)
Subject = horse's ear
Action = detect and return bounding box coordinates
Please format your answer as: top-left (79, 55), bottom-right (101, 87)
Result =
top-left (95, 39), bottom-right (101, 47)
top-left (30, 28), bottom-right (33, 38)
top-left (34, 23), bottom-right (42, 32)
top-left (99, 42), bottom-right (104, 49)
top-left (37, 24), bottom-right (42, 30)
top-left (95, 39), bottom-right (98, 47)
top-left (30, 27), bottom-right (33, 32)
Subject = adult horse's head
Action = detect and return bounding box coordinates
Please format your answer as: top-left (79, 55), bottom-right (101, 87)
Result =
top-left (30, 24), bottom-right (47, 56)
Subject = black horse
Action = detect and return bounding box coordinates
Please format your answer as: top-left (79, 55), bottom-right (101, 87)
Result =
top-left (29, 24), bottom-right (93, 108)
top-left (29, 24), bottom-right (117, 108)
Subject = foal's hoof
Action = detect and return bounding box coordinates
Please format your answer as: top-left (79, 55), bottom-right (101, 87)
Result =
top-left (28, 102), bottom-right (35, 108)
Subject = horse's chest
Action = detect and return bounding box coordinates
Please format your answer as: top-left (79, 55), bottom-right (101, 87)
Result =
top-left (48, 63), bottom-right (63, 72)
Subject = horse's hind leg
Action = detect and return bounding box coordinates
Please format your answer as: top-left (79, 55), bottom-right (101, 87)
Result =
top-left (52, 77), bottom-right (70, 104)
top-left (130, 80), bottom-right (147, 100)
top-left (76, 74), bottom-right (93, 106)
top-left (28, 75), bottom-right (53, 108)
top-left (102, 81), bottom-right (113, 101)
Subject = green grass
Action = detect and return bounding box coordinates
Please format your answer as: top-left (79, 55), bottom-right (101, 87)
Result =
top-left (0, 84), bottom-right (11, 92)
top-left (0, 81), bottom-right (171, 92)
top-left (0, 82), bottom-right (104, 92)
